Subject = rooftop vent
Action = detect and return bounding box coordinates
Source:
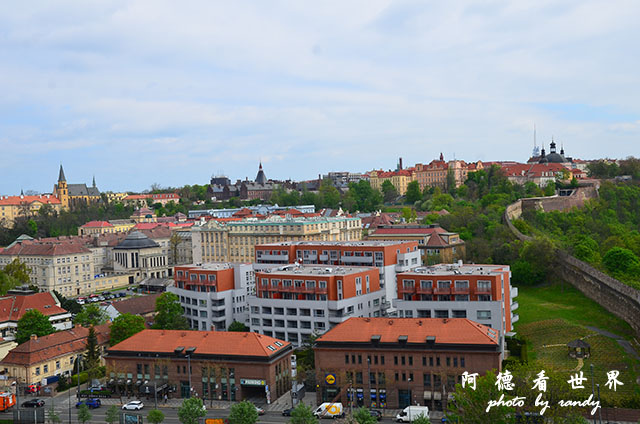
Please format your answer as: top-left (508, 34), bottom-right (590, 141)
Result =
top-left (174, 346), bottom-right (185, 354)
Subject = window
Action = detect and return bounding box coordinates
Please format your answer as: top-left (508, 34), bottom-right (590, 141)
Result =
top-left (43, 364), bottom-right (48, 373)
top-left (423, 373), bottom-right (431, 387)
top-left (435, 310), bottom-right (448, 318)
top-left (35, 367), bottom-right (40, 376)
top-left (460, 357), bottom-right (465, 368)
top-left (452, 310), bottom-right (467, 318)
top-left (355, 372), bottom-right (363, 384)
top-left (345, 355), bottom-right (349, 364)
top-left (477, 310), bottom-right (491, 320)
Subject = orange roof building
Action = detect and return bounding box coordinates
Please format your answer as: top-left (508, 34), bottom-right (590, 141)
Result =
top-left (314, 317), bottom-right (501, 410)
top-left (0, 323), bottom-right (110, 385)
top-left (0, 291), bottom-right (72, 341)
top-left (105, 329), bottom-right (292, 402)
top-left (0, 194), bottom-right (62, 226)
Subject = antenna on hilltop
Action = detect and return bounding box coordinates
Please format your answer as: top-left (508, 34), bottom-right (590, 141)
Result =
top-left (532, 123), bottom-right (540, 157)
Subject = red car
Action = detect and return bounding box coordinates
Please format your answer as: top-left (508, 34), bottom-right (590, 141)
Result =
top-left (25, 384), bottom-right (39, 394)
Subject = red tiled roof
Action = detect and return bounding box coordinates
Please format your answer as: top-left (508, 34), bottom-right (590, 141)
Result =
top-left (372, 226), bottom-right (447, 235)
top-left (317, 318), bottom-right (498, 346)
top-left (108, 329), bottom-right (291, 357)
top-left (425, 233), bottom-right (446, 247)
top-left (151, 193), bottom-right (180, 200)
top-left (1, 324), bottom-right (110, 366)
top-left (0, 292), bottom-right (67, 322)
top-left (0, 195), bottom-right (61, 206)
top-left (0, 240), bottom-right (91, 256)
top-left (111, 294), bottom-right (160, 316)
top-left (81, 221), bottom-right (113, 228)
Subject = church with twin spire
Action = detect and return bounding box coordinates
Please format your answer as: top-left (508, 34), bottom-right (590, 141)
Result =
top-left (53, 164), bottom-right (101, 209)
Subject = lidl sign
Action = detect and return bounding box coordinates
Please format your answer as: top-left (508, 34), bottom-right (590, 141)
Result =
top-left (325, 373), bottom-right (336, 385)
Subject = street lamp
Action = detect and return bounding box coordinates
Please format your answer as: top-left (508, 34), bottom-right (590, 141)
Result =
top-left (175, 346), bottom-right (197, 399)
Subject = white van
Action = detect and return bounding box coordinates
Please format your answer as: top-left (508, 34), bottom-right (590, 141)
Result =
top-left (313, 402), bottom-right (344, 419)
top-left (396, 405), bottom-right (430, 422)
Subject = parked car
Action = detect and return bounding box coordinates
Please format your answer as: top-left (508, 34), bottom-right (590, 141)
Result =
top-left (282, 408), bottom-right (294, 416)
top-left (117, 292), bottom-right (126, 298)
top-left (88, 385), bottom-right (107, 392)
top-left (122, 401), bottom-right (144, 410)
top-left (76, 399), bottom-right (101, 409)
top-left (255, 405), bottom-right (265, 415)
top-left (369, 410), bottom-right (382, 420)
top-left (21, 399), bottom-right (45, 408)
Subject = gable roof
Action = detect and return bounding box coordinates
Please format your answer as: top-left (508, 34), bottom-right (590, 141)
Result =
top-left (0, 240), bottom-right (91, 256)
top-left (0, 195), bottom-right (61, 206)
top-left (1, 324), bottom-right (110, 366)
top-left (0, 292), bottom-right (67, 322)
top-left (317, 317), bottom-right (499, 346)
top-left (81, 221), bottom-right (113, 228)
top-left (108, 329), bottom-right (291, 358)
top-left (111, 294), bottom-right (160, 316)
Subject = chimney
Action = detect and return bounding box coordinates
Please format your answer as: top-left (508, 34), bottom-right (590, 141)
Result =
top-left (30, 334), bottom-right (37, 341)
top-left (399, 157), bottom-right (403, 170)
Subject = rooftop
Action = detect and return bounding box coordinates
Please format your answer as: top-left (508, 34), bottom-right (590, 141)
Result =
top-left (316, 317), bottom-right (499, 346)
top-left (0, 292), bottom-right (68, 321)
top-left (399, 263), bottom-right (509, 277)
top-left (258, 264), bottom-right (374, 276)
top-left (257, 240), bottom-right (414, 247)
top-left (108, 329), bottom-right (290, 358)
top-left (178, 263), bottom-right (234, 271)
top-left (111, 294), bottom-right (161, 316)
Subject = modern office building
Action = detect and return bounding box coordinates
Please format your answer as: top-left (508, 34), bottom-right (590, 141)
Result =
top-left (248, 265), bottom-right (386, 346)
top-left (169, 263), bottom-right (255, 331)
top-left (393, 263), bottom-right (517, 353)
top-left (254, 241), bottom-right (421, 308)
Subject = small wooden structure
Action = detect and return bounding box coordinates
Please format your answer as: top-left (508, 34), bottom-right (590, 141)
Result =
top-left (568, 339), bottom-right (591, 359)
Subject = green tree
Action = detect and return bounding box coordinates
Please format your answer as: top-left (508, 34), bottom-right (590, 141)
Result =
top-left (16, 309), bottom-right (56, 344)
top-left (53, 290), bottom-right (82, 314)
top-left (74, 303), bottom-right (109, 327)
top-left (84, 326), bottom-right (101, 377)
top-left (48, 406), bottom-right (61, 424)
top-left (381, 180), bottom-right (398, 203)
top-left (405, 181), bottom-right (422, 204)
top-left (77, 404), bottom-right (92, 424)
top-left (178, 397), bottom-right (207, 424)
top-left (290, 403), bottom-right (317, 424)
top-left (228, 400), bottom-right (259, 424)
top-left (152, 292), bottom-right (189, 330)
top-left (318, 179), bottom-right (341, 209)
top-left (110, 313), bottom-right (145, 346)
top-left (411, 415), bottom-right (430, 424)
top-left (0, 270), bottom-right (20, 296)
top-left (603, 247), bottom-right (640, 275)
top-left (446, 371), bottom-right (516, 423)
top-left (353, 407), bottom-right (376, 424)
top-left (543, 181), bottom-right (556, 196)
top-left (3, 258), bottom-right (31, 285)
top-left (446, 168), bottom-right (457, 195)
top-left (105, 405), bottom-right (119, 424)
top-left (228, 321), bottom-right (249, 332)
top-left (147, 409), bottom-right (166, 424)
top-left (169, 232), bottom-right (181, 264)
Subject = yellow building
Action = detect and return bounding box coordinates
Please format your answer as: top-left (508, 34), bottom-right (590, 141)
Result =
top-left (0, 324), bottom-right (110, 385)
top-left (0, 194), bottom-right (62, 226)
top-left (53, 165), bottom-right (101, 210)
top-left (77, 219), bottom-right (135, 236)
top-left (368, 169), bottom-right (416, 195)
top-left (192, 216), bottom-right (362, 263)
top-left (105, 192), bottom-right (128, 204)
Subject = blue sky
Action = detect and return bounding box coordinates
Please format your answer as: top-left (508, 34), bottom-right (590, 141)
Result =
top-left (1, 0), bottom-right (639, 194)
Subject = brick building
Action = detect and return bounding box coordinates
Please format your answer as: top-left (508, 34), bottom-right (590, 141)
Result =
top-left (393, 263), bottom-right (518, 354)
top-left (314, 317), bottom-right (500, 412)
top-left (105, 329), bottom-right (292, 402)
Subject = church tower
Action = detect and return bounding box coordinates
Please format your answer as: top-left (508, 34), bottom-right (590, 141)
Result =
top-left (55, 164), bottom-right (69, 209)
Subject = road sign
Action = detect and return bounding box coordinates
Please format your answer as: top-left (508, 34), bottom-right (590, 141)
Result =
top-left (325, 374), bottom-right (336, 385)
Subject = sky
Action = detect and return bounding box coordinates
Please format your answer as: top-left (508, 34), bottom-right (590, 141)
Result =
top-left (1, 0), bottom-right (639, 194)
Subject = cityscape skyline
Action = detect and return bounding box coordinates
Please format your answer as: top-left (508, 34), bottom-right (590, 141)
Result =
top-left (1, 1), bottom-right (639, 194)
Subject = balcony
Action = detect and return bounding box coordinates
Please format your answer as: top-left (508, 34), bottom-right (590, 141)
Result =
top-left (434, 287), bottom-right (451, 295)
top-left (476, 286), bottom-right (491, 294)
top-left (315, 286), bottom-right (328, 294)
top-left (340, 255), bottom-right (373, 264)
top-left (294, 286), bottom-right (314, 293)
top-left (302, 253), bottom-right (318, 261)
top-left (511, 314), bottom-right (519, 324)
top-left (510, 287), bottom-right (518, 298)
top-left (511, 301), bottom-right (519, 311)
top-left (399, 286), bottom-right (415, 295)
top-left (416, 286), bottom-right (433, 294)
top-left (452, 286), bottom-right (470, 295)
top-left (257, 253), bottom-right (289, 262)
top-left (319, 254), bottom-right (329, 261)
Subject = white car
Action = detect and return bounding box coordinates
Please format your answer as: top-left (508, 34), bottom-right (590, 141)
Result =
top-left (122, 401), bottom-right (144, 410)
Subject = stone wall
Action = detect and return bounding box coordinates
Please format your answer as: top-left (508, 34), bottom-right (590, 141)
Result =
top-left (504, 187), bottom-right (640, 338)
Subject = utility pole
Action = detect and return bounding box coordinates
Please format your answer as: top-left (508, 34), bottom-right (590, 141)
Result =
top-left (590, 364), bottom-right (596, 424)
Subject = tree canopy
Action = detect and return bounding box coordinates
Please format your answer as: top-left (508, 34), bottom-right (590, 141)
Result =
top-left (152, 292), bottom-right (189, 330)
top-left (290, 403), bottom-right (317, 424)
top-left (228, 321), bottom-right (249, 332)
top-left (16, 309), bottom-right (56, 344)
top-left (110, 313), bottom-right (145, 346)
top-left (228, 400), bottom-right (259, 424)
top-left (74, 303), bottom-right (109, 327)
top-left (178, 397), bottom-right (207, 424)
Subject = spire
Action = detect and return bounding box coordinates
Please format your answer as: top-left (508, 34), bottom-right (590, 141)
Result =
top-left (92, 175), bottom-right (96, 188)
top-left (20, 188), bottom-right (24, 196)
top-left (439, 152), bottom-right (444, 161)
top-left (58, 164), bottom-right (66, 182)
top-left (550, 137), bottom-right (556, 153)
top-left (560, 142), bottom-right (565, 156)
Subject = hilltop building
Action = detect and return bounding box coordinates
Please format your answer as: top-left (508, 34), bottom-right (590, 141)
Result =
top-left (207, 163), bottom-right (278, 202)
top-left (53, 165), bottom-right (101, 210)
top-left (0, 194), bottom-right (62, 226)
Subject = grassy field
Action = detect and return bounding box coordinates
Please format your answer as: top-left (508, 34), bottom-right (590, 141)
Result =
top-left (514, 282), bottom-right (635, 339)
top-left (514, 283), bottom-right (640, 399)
